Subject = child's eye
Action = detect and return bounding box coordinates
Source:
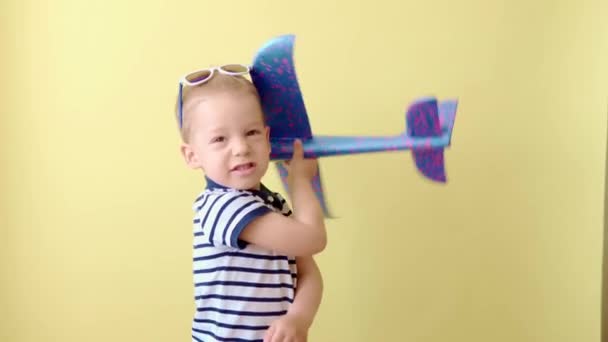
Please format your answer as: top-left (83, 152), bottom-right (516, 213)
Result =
top-left (246, 129), bottom-right (261, 136)
top-left (211, 136), bottom-right (225, 143)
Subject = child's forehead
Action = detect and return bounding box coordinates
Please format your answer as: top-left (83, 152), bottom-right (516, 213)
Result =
top-left (194, 112), bottom-right (264, 135)
top-left (185, 89), bottom-right (258, 112)
top-left (187, 91), bottom-right (264, 127)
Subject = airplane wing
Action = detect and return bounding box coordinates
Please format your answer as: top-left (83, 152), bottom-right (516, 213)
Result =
top-left (250, 34), bottom-right (333, 217)
top-left (250, 34), bottom-right (313, 140)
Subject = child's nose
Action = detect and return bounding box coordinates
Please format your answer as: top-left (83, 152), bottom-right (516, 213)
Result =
top-left (232, 137), bottom-right (250, 156)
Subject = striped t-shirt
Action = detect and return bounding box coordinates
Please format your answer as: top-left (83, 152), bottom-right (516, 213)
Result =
top-left (191, 178), bottom-right (297, 342)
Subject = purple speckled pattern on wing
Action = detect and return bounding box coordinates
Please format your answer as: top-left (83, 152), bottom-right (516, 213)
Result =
top-left (250, 34), bottom-right (313, 140)
top-left (406, 98), bottom-right (447, 182)
top-left (250, 34), bottom-right (331, 217)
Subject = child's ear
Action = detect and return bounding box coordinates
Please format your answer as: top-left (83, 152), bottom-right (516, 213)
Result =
top-left (265, 126), bottom-right (272, 155)
top-left (180, 143), bottom-right (201, 169)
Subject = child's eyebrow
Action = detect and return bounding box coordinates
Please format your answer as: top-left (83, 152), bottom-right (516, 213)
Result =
top-left (243, 118), bottom-right (265, 126)
top-left (205, 126), bottom-right (226, 134)
top-left (204, 120), bottom-right (263, 134)
top-left (244, 122), bottom-right (264, 128)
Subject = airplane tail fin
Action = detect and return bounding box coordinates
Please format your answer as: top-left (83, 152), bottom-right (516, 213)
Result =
top-left (275, 162), bottom-right (333, 218)
top-left (406, 97), bottom-right (457, 182)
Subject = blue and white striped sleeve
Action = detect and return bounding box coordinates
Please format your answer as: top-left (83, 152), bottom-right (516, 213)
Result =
top-left (198, 191), bottom-right (272, 249)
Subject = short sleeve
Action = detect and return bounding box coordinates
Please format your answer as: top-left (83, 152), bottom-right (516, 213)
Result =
top-left (197, 191), bottom-right (272, 249)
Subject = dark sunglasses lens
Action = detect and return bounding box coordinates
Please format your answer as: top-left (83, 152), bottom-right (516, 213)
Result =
top-left (221, 64), bottom-right (249, 74)
top-left (185, 70), bottom-right (212, 83)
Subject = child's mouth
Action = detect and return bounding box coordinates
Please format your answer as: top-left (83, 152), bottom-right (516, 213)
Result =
top-left (231, 162), bottom-right (256, 173)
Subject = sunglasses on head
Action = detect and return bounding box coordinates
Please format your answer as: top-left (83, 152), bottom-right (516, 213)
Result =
top-left (177, 64), bottom-right (251, 128)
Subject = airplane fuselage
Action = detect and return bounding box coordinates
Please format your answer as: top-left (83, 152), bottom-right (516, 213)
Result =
top-left (269, 133), bottom-right (451, 160)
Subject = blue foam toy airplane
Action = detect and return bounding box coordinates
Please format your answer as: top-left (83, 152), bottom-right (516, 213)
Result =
top-left (249, 34), bottom-right (458, 217)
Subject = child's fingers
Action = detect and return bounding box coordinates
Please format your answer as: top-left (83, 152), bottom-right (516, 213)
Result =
top-left (291, 139), bottom-right (303, 160)
top-left (270, 330), bottom-right (286, 342)
top-left (263, 325), bottom-right (275, 342)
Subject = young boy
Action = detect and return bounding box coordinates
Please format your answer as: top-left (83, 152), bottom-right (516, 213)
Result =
top-left (175, 64), bottom-right (327, 342)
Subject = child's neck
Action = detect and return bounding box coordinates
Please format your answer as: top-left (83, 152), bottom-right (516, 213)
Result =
top-left (204, 176), bottom-right (262, 192)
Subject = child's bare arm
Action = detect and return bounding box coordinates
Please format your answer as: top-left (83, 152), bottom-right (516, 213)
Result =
top-left (263, 256), bottom-right (323, 342)
top-left (240, 139), bottom-right (326, 256)
top-left (240, 212), bottom-right (325, 256)
top-left (290, 256), bottom-right (323, 328)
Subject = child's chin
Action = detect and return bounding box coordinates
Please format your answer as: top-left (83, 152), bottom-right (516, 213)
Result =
top-left (232, 180), bottom-right (261, 190)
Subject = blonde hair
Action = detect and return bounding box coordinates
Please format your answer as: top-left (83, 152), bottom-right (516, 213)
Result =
top-left (175, 73), bottom-right (263, 141)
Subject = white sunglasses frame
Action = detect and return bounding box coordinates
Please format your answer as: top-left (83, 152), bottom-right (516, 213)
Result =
top-left (179, 64), bottom-right (251, 87)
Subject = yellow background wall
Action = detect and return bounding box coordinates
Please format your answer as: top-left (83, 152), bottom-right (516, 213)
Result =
top-left (2, 0), bottom-right (606, 341)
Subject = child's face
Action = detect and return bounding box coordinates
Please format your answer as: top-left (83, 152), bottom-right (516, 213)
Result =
top-left (181, 91), bottom-right (271, 190)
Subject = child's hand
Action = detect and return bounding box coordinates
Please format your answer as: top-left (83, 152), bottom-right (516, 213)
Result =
top-left (282, 139), bottom-right (318, 183)
top-left (263, 313), bottom-right (308, 342)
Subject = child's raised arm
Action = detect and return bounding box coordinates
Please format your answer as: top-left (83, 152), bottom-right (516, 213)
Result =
top-left (240, 139), bottom-right (326, 256)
